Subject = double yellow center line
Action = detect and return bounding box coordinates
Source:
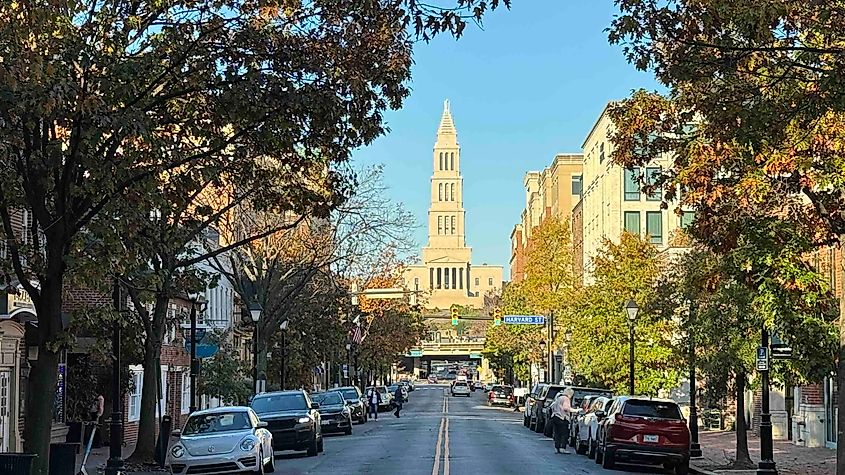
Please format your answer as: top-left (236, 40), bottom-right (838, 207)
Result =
top-left (432, 393), bottom-right (450, 475)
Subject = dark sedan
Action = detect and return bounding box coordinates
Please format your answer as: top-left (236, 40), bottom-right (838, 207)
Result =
top-left (311, 391), bottom-right (353, 435)
top-left (328, 386), bottom-right (367, 424)
top-left (251, 390), bottom-right (324, 457)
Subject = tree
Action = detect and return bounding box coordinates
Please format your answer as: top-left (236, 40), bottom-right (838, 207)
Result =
top-left (606, 2), bottom-right (845, 467)
top-left (483, 281), bottom-right (543, 384)
top-left (198, 330), bottom-right (252, 406)
top-left (522, 217), bottom-right (578, 314)
top-left (569, 233), bottom-right (681, 395)
top-left (0, 1), bottom-right (509, 471)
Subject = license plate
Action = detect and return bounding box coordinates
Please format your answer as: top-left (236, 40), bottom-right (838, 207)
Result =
top-left (643, 434), bottom-right (659, 443)
top-left (321, 420), bottom-right (331, 425)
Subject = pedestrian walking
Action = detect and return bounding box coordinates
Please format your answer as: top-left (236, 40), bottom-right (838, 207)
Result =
top-left (366, 386), bottom-right (381, 420)
top-left (551, 388), bottom-right (580, 454)
top-left (393, 385), bottom-right (404, 418)
top-left (87, 393), bottom-right (104, 448)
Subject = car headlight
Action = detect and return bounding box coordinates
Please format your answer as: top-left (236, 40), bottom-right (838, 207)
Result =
top-left (240, 437), bottom-right (257, 451)
top-left (297, 416), bottom-right (311, 424)
top-left (170, 445), bottom-right (185, 458)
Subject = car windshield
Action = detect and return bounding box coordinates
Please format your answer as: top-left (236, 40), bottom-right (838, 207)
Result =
top-left (572, 389), bottom-right (614, 406)
top-left (251, 393), bottom-right (307, 414)
top-left (183, 412), bottom-right (251, 436)
top-left (492, 386), bottom-right (513, 394)
top-left (623, 400), bottom-right (683, 419)
top-left (312, 392), bottom-right (343, 405)
top-left (455, 382), bottom-right (467, 387)
top-left (336, 389), bottom-right (359, 400)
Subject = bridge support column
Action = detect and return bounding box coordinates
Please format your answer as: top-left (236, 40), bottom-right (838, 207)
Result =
top-left (412, 357), bottom-right (421, 379)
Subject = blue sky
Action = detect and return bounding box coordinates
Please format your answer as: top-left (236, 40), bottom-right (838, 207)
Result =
top-left (353, 0), bottom-right (659, 279)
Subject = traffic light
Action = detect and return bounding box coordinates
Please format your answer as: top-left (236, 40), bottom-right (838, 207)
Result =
top-left (450, 306), bottom-right (459, 326)
top-left (493, 307), bottom-right (502, 326)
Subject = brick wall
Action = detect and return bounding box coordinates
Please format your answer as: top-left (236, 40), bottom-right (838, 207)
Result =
top-left (801, 384), bottom-right (823, 405)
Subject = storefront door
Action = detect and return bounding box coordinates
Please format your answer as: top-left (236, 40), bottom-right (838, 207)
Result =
top-left (0, 370), bottom-right (10, 452)
top-left (825, 376), bottom-right (837, 448)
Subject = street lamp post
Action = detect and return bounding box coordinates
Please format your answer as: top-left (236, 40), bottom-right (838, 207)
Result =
top-left (280, 320), bottom-right (289, 390)
top-left (188, 301), bottom-right (198, 413)
top-left (345, 343), bottom-right (352, 386)
top-left (758, 325), bottom-right (778, 475)
top-left (539, 340), bottom-right (547, 383)
top-left (687, 299), bottom-right (702, 458)
top-left (105, 279), bottom-right (125, 475)
top-left (248, 302), bottom-right (262, 395)
top-left (624, 299), bottom-right (639, 395)
top-left (563, 330), bottom-right (573, 384)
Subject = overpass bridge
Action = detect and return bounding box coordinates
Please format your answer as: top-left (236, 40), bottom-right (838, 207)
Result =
top-left (402, 340), bottom-right (492, 380)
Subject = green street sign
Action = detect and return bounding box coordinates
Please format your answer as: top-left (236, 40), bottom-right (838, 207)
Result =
top-left (469, 353), bottom-right (482, 359)
top-left (408, 349), bottom-right (423, 357)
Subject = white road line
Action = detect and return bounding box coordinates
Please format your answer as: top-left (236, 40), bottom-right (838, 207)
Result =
top-left (432, 415), bottom-right (445, 475)
top-left (443, 416), bottom-right (450, 475)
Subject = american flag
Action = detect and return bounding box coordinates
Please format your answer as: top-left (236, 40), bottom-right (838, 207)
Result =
top-left (351, 324), bottom-right (364, 344)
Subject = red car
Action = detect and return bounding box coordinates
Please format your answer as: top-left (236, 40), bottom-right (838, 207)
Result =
top-left (596, 396), bottom-right (690, 475)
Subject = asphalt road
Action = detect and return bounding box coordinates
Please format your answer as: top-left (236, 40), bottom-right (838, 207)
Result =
top-left (275, 383), bottom-right (674, 475)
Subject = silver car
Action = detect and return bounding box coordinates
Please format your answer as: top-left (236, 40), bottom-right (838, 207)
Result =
top-left (167, 406), bottom-right (275, 475)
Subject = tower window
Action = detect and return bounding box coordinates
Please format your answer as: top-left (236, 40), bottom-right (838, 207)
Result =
top-left (450, 152), bottom-right (454, 170)
top-left (488, 277), bottom-right (493, 286)
top-left (439, 152), bottom-right (443, 170)
top-left (452, 268), bottom-right (457, 289)
top-left (451, 216), bottom-right (456, 235)
top-left (437, 216), bottom-right (443, 234)
top-left (439, 183), bottom-right (444, 201)
top-left (450, 183), bottom-right (455, 201)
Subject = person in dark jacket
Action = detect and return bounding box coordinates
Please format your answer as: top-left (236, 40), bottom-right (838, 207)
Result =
top-left (393, 386), bottom-right (405, 418)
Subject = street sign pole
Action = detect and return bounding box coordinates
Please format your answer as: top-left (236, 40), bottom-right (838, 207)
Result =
top-left (757, 327), bottom-right (778, 475)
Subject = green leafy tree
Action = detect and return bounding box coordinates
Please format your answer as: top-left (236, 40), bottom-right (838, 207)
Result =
top-left (483, 281), bottom-right (543, 384)
top-left (198, 331), bottom-right (252, 406)
top-left (569, 233), bottom-right (680, 395)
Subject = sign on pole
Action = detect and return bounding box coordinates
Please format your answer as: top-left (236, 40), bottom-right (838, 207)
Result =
top-left (503, 315), bottom-right (546, 325)
top-left (756, 346), bottom-right (769, 371)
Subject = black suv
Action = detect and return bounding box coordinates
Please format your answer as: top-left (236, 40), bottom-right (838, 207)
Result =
top-left (531, 384), bottom-right (565, 435)
top-left (524, 383), bottom-right (547, 429)
top-left (329, 386), bottom-right (367, 424)
top-left (251, 390), bottom-right (324, 456)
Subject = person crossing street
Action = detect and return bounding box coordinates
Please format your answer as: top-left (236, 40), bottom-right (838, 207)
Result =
top-left (366, 386), bottom-right (382, 420)
top-left (393, 385), bottom-right (405, 418)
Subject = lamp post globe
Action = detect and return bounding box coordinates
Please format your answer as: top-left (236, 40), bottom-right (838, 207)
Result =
top-left (249, 301), bottom-right (262, 323)
top-left (624, 299), bottom-right (639, 322)
top-left (624, 299), bottom-right (638, 395)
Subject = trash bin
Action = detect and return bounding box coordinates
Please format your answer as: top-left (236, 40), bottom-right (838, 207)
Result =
top-left (49, 443), bottom-right (79, 475)
top-left (0, 453), bottom-right (37, 475)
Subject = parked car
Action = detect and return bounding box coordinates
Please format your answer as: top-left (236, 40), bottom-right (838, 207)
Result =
top-left (531, 384), bottom-right (565, 435)
top-left (311, 391), bottom-right (353, 435)
top-left (564, 387), bottom-right (614, 444)
top-left (524, 383), bottom-right (548, 428)
top-left (574, 396), bottom-right (613, 458)
top-left (250, 390), bottom-right (323, 457)
top-left (328, 386), bottom-right (367, 424)
top-left (428, 375), bottom-right (439, 383)
top-left (400, 378), bottom-right (415, 391)
top-left (365, 386), bottom-right (393, 411)
top-left (487, 385), bottom-right (515, 407)
top-left (595, 396), bottom-right (690, 475)
top-left (167, 406), bottom-right (275, 475)
top-left (451, 380), bottom-right (471, 397)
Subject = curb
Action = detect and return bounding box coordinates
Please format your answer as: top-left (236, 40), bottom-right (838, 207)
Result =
top-left (690, 462), bottom-right (718, 475)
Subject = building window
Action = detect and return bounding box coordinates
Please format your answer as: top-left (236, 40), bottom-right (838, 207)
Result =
top-left (439, 152), bottom-right (443, 170)
top-left (624, 167), bottom-right (640, 201)
top-left (181, 371), bottom-right (191, 414)
top-left (450, 216), bottom-right (456, 235)
top-left (414, 277), bottom-right (420, 290)
top-left (437, 216), bottom-right (443, 235)
top-left (128, 369), bottom-right (143, 421)
top-left (645, 167), bottom-right (661, 201)
top-left (450, 183), bottom-right (455, 201)
top-left (475, 277), bottom-right (480, 286)
top-left (450, 152), bottom-right (454, 170)
top-left (599, 142), bottom-right (605, 163)
top-left (488, 277), bottom-right (493, 286)
top-left (459, 269), bottom-right (463, 289)
top-left (646, 211), bottom-right (663, 245)
top-left (437, 268), bottom-right (442, 289)
top-left (444, 268), bottom-right (450, 288)
top-left (429, 268), bottom-right (434, 290)
top-left (438, 183), bottom-right (443, 201)
top-left (680, 211), bottom-right (695, 229)
top-left (624, 211), bottom-right (640, 235)
top-left (571, 175), bottom-right (582, 196)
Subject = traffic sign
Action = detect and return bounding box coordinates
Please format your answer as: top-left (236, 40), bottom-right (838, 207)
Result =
top-left (756, 346), bottom-right (769, 371)
top-left (408, 349), bottom-right (423, 357)
top-left (503, 315), bottom-right (545, 325)
top-left (469, 353), bottom-right (482, 359)
top-left (184, 340), bottom-right (220, 359)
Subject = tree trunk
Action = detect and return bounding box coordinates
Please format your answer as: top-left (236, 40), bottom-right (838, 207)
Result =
top-left (734, 371), bottom-right (755, 469)
top-left (23, 253), bottom-right (66, 475)
top-left (838, 243), bottom-right (845, 475)
top-left (129, 295), bottom-right (168, 463)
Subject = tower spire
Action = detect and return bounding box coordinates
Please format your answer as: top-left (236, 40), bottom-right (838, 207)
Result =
top-left (437, 98), bottom-right (456, 138)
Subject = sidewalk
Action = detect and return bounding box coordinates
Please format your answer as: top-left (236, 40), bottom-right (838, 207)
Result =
top-left (75, 444), bottom-right (167, 475)
top-left (690, 430), bottom-right (834, 475)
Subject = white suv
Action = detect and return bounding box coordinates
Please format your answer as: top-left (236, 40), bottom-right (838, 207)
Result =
top-left (451, 381), bottom-right (471, 397)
